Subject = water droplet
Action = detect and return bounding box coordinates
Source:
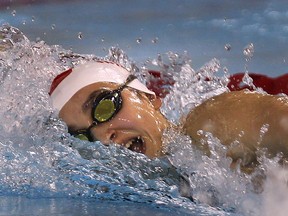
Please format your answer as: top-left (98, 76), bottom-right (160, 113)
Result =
top-left (223, 67), bottom-right (229, 74)
top-left (11, 10), bottom-right (16, 16)
top-left (51, 24), bottom-right (56, 30)
top-left (224, 44), bottom-right (231, 51)
top-left (243, 43), bottom-right (254, 60)
top-left (197, 130), bottom-right (204, 136)
top-left (242, 72), bottom-right (255, 89)
top-left (136, 37), bottom-right (142, 44)
top-left (22, 20), bottom-right (26, 25)
top-left (31, 16), bottom-right (35, 22)
top-left (101, 37), bottom-right (105, 42)
top-left (77, 32), bottom-right (83, 39)
top-left (151, 37), bottom-right (159, 44)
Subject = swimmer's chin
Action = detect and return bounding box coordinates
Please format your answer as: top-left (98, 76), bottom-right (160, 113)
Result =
top-left (143, 137), bottom-right (164, 158)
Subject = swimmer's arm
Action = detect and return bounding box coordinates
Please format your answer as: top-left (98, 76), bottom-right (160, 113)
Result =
top-left (183, 90), bottom-right (288, 171)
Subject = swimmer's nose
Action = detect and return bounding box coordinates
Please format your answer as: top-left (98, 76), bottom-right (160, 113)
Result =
top-left (91, 128), bottom-right (116, 145)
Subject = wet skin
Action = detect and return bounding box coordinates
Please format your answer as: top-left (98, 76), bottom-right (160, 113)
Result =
top-left (59, 82), bottom-right (170, 158)
top-left (184, 90), bottom-right (288, 173)
top-left (60, 82), bottom-right (288, 173)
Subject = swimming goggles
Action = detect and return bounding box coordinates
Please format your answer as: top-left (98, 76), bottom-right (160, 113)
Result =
top-left (69, 74), bottom-right (137, 141)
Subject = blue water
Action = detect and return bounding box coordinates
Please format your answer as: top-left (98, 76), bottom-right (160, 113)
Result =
top-left (0, 196), bottom-right (195, 216)
top-left (1, 1), bottom-right (288, 216)
top-left (1, 0), bottom-right (288, 76)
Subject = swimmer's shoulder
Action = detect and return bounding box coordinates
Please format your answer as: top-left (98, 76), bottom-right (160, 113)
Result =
top-left (183, 90), bottom-right (288, 138)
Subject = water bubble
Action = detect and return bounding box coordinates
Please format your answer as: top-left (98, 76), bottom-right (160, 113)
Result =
top-left (51, 24), bottom-right (56, 30)
top-left (151, 37), bottom-right (159, 44)
top-left (77, 32), bottom-right (83, 39)
top-left (101, 37), bottom-right (105, 42)
top-left (22, 20), bottom-right (26, 25)
top-left (31, 16), bottom-right (35, 22)
top-left (243, 43), bottom-right (254, 60)
top-left (136, 37), bottom-right (142, 44)
top-left (224, 44), bottom-right (231, 51)
top-left (92, 151), bottom-right (101, 158)
top-left (257, 124), bottom-right (269, 145)
top-left (11, 10), bottom-right (16, 16)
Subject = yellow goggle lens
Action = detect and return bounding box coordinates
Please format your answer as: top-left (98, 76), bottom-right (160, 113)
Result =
top-left (94, 99), bottom-right (116, 122)
top-left (75, 133), bottom-right (89, 141)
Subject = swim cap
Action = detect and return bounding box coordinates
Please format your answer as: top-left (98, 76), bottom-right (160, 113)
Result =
top-left (49, 61), bottom-right (155, 111)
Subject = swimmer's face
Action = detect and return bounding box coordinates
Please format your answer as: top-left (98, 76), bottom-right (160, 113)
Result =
top-left (59, 82), bottom-right (169, 158)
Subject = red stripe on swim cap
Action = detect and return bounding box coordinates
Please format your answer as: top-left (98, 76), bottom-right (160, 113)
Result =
top-left (49, 68), bottom-right (73, 95)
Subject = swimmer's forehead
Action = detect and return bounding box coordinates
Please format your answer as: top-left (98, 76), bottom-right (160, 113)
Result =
top-left (49, 61), bottom-right (155, 111)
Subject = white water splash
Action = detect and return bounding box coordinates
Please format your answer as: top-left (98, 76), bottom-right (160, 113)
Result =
top-left (0, 25), bottom-right (230, 215)
top-left (1, 25), bottom-right (288, 216)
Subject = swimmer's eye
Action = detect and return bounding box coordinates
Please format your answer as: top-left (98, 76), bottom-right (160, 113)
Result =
top-left (75, 133), bottom-right (89, 141)
top-left (68, 75), bottom-right (137, 143)
top-left (69, 129), bottom-right (94, 142)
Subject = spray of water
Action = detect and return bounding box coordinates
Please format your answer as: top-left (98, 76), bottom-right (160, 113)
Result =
top-left (143, 48), bottom-right (288, 215)
top-left (0, 25), bottom-right (221, 215)
top-left (1, 25), bottom-right (288, 215)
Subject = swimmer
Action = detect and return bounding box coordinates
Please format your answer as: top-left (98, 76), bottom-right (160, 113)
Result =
top-left (49, 60), bottom-right (288, 173)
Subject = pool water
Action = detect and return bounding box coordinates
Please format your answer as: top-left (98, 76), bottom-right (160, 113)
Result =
top-left (1, 1), bottom-right (288, 216)
top-left (1, 0), bottom-right (288, 76)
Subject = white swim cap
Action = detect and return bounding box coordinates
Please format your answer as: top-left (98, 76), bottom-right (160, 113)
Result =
top-left (49, 61), bottom-right (155, 111)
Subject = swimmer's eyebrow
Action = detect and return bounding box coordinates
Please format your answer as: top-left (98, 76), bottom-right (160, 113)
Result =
top-left (82, 90), bottom-right (103, 112)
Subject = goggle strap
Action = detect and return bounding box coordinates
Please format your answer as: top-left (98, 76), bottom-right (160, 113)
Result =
top-left (117, 75), bottom-right (137, 91)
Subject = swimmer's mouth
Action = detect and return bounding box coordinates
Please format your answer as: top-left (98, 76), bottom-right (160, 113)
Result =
top-left (124, 137), bottom-right (146, 154)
